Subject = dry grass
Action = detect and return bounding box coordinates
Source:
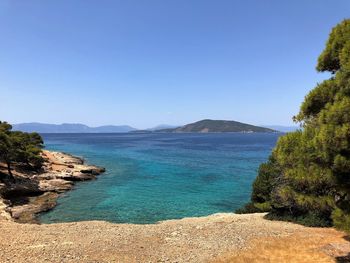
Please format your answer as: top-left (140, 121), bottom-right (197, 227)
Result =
top-left (214, 228), bottom-right (350, 263)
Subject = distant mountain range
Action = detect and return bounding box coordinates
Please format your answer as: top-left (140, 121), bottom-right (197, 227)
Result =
top-left (12, 121), bottom-right (290, 134)
top-left (156, 119), bottom-right (276, 133)
top-left (12, 123), bottom-right (137, 133)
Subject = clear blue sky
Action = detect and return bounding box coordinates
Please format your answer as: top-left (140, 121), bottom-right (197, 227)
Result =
top-left (0, 1), bottom-right (349, 129)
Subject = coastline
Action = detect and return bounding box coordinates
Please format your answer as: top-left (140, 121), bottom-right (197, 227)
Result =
top-left (0, 151), bottom-right (349, 262)
top-left (0, 150), bottom-right (105, 223)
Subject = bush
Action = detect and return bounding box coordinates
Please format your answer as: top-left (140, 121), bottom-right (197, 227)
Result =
top-left (332, 208), bottom-right (350, 232)
top-left (265, 211), bottom-right (332, 227)
top-left (235, 202), bottom-right (264, 214)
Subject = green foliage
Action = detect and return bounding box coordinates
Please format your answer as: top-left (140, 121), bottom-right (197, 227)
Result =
top-left (0, 121), bottom-right (44, 180)
top-left (10, 131), bottom-right (44, 169)
top-left (235, 156), bottom-right (280, 214)
top-left (235, 201), bottom-right (272, 214)
top-left (332, 208), bottom-right (350, 232)
top-left (235, 202), bottom-right (263, 214)
top-left (266, 211), bottom-right (332, 227)
top-left (317, 19), bottom-right (350, 73)
top-left (239, 19), bottom-right (350, 230)
top-left (251, 156), bottom-right (280, 204)
top-left (295, 79), bottom-right (339, 122)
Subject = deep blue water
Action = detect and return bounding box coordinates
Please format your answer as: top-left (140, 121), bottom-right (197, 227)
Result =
top-left (39, 133), bottom-right (280, 224)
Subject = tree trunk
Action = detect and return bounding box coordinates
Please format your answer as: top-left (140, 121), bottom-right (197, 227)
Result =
top-left (6, 161), bottom-right (15, 182)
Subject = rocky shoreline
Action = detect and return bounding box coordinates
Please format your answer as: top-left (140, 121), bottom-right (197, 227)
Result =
top-left (0, 150), bottom-right (105, 223)
top-left (0, 152), bottom-right (349, 262)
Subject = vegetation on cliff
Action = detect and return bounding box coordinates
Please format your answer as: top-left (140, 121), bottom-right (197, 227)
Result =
top-left (0, 121), bottom-right (44, 181)
top-left (238, 19), bottom-right (350, 232)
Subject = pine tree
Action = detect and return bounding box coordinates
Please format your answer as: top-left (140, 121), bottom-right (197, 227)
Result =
top-left (242, 19), bottom-right (350, 231)
top-left (0, 121), bottom-right (44, 181)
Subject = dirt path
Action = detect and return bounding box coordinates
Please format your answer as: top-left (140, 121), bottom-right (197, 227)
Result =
top-left (1, 213), bottom-right (349, 262)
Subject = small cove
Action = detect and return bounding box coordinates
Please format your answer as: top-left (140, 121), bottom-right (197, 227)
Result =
top-left (39, 133), bottom-right (280, 224)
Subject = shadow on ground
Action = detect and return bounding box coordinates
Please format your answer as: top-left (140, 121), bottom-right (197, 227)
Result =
top-left (336, 235), bottom-right (350, 263)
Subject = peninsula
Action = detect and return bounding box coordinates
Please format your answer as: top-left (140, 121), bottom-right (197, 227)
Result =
top-left (0, 150), bottom-right (105, 223)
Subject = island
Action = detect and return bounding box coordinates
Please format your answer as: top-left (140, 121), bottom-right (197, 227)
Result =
top-left (155, 119), bottom-right (276, 133)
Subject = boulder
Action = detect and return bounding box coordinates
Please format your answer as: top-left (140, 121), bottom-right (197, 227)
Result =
top-left (80, 166), bottom-right (106, 175)
top-left (9, 192), bottom-right (59, 223)
top-left (39, 179), bottom-right (73, 192)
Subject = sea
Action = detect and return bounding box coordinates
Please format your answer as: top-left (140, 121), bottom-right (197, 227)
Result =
top-left (39, 133), bottom-right (280, 224)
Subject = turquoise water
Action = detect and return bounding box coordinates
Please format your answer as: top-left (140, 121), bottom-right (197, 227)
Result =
top-left (39, 133), bottom-right (280, 224)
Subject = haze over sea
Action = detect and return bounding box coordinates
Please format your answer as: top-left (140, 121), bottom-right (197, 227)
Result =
top-left (40, 133), bottom-right (280, 224)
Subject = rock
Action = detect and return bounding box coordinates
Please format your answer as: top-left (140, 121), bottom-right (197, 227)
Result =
top-left (61, 154), bottom-right (84, 165)
top-left (70, 172), bottom-right (96, 181)
top-left (39, 179), bottom-right (73, 192)
top-left (0, 150), bottom-right (105, 223)
top-left (80, 166), bottom-right (105, 175)
top-left (37, 173), bottom-right (56, 180)
top-left (0, 198), bottom-right (11, 220)
top-left (9, 192), bottom-right (59, 223)
top-left (1, 180), bottom-right (43, 199)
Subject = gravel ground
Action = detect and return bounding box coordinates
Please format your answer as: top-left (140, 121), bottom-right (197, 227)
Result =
top-left (2, 213), bottom-right (347, 263)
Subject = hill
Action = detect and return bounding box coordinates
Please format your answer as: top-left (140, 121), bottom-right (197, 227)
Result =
top-left (156, 119), bottom-right (276, 133)
top-left (12, 123), bottom-right (137, 133)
